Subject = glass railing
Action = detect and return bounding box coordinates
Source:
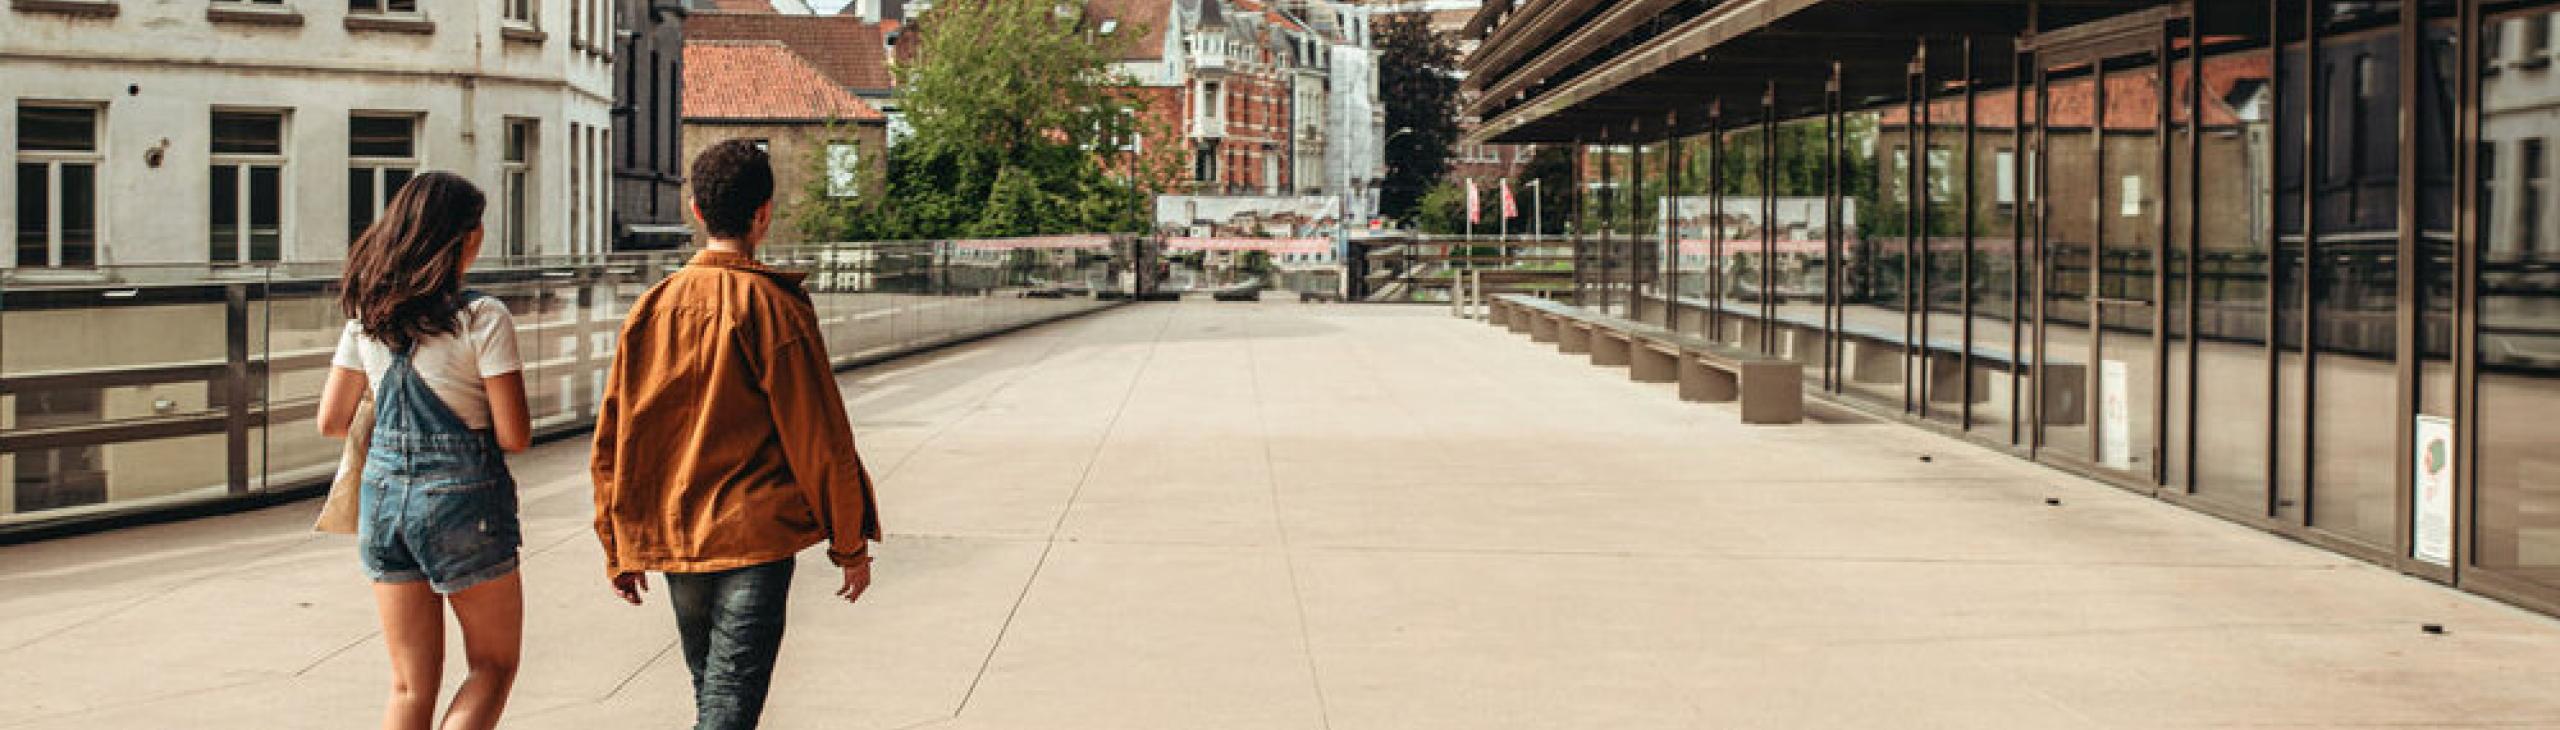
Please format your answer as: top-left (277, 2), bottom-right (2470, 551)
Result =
top-left (0, 237), bottom-right (1134, 534)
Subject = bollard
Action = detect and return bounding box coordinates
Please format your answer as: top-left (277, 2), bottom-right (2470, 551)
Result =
top-left (1451, 269), bottom-right (1466, 317)
top-left (1470, 269), bottom-right (1485, 320)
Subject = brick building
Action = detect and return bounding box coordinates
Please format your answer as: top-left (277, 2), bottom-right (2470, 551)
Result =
top-left (680, 40), bottom-right (888, 246)
top-left (1085, 0), bottom-right (1371, 198)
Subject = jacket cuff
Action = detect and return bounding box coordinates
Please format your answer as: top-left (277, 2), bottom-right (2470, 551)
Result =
top-left (827, 544), bottom-right (871, 567)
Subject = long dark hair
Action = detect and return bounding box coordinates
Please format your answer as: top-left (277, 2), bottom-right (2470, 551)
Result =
top-left (340, 172), bottom-right (486, 352)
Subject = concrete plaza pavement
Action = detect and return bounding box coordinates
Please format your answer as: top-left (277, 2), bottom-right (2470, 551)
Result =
top-left (6, 300), bottom-right (2560, 729)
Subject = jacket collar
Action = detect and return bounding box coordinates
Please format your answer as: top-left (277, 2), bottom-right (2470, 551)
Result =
top-left (688, 248), bottom-right (810, 287)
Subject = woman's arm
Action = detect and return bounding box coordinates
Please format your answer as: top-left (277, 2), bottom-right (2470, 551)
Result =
top-left (485, 371), bottom-right (532, 453)
top-left (317, 367), bottom-right (369, 439)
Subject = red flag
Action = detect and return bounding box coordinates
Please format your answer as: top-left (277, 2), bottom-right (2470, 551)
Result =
top-left (1500, 178), bottom-right (1519, 219)
top-left (1465, 179), bottom-right (1481, 224)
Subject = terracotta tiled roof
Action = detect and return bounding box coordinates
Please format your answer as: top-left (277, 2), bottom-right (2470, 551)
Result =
top-left (1085, 0), bottom-right (1176, 61)
top-left (683, 41), bottom-right (884, 121)
top-left (705, 0), bottom-right (776, 13)
top-left (1267, 7), bottom-right (1309, 34)
top-left (1883, 53), bottom-right (2272, 131)
top-left (688, 13), bottom-right (894, 92)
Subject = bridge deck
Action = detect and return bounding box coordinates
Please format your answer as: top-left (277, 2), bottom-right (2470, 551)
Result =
top-left (5, 301), bottom-right (2557, 729)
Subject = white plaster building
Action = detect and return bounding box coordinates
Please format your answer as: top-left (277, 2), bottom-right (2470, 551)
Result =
top-left (1327, 40), bottom-right (1382, 223)
top-left (1, 0), bottom-right (619, 268)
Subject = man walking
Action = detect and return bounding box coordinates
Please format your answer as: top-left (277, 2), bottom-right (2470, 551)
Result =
top-left (591, 139), bottom-right (882, 730)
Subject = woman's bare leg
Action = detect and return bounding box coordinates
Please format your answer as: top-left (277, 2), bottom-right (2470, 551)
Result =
top-left (374, 581), bottom-right (445, 730)
top-left (438, 571), bottom-right (523, 730)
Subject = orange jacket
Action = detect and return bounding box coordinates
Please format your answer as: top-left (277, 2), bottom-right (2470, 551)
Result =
top-left (591, 249), bottom-right (880, 576)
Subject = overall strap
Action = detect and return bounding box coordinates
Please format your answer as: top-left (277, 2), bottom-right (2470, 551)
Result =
top-left (369, 292), bottom-right (487, 436)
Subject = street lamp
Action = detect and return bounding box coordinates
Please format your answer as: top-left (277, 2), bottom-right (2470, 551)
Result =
top-left (1525, 178), bottom-right (1542, 246)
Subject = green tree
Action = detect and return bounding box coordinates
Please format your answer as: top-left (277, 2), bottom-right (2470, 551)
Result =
top-left (1412, 181), bottom-right (1470, 234)
top-left (797, 0), bottom-right (1179, 241)
top-left (1376, 14), bottom-right (1459, 223)
top-left (1238, 250), bottom-right (1274, 277)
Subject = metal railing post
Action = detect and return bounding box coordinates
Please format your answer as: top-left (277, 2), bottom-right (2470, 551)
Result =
top-left (1472, 268), bottom-right (1486, 319)
top-left (1453, 263), bottom-right (1467, 316)
top-left (223, 283), bottom-right (252, 495)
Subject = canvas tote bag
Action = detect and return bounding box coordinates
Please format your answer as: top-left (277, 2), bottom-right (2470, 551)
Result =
top-left (313, 395), bottom-right (373, 534)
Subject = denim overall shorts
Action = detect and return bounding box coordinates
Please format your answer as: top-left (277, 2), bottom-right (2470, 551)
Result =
top-left (357, 308), bottom-right (523, 594)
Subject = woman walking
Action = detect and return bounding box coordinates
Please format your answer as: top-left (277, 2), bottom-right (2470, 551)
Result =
top-left (317, 172), bottom-right (532, 730)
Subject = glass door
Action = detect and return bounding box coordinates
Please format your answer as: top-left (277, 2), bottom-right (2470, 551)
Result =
top-left (2034, 13), bottom-right (2177, 485)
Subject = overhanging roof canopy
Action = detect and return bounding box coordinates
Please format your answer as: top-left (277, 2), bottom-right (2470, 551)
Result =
top-left (1463, 0), bottom-right (2213, 145)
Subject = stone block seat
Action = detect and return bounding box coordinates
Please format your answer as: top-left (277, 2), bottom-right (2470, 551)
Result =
top-left (1491, 294), bottom-right (1804, 424)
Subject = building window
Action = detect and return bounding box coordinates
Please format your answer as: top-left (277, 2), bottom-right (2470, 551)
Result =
top-left (622, 54), bottom-right (639, 163)
top-left (597, 127), bottom-right (610, 253)
top-left (503, 0), bottom-right (533, 24)
top-left (1994, 148), bottom-right (2017, 210)
top-left (570, 123), bottom-right (585, 257)
top-left (647, 52), bottom-right (661, 170)
top-left (1926, 146), bottom-right (1955, 203)
top-left (664, 57), bottom-right (681, 172)
top-left (2523, 14), bottom-right (2552, 62)
top-left (2481, 141), bottom-right (2498, 257)
top-left (210, 110), bottom-right (286, 264)
top-left (348, 114), bottom-right (418, 241)
top-left (826, 142), bottom-right (861, 198)
top-left (2524, 138), bottom-right (2546, 257)
top-left (347, 0), bottom-right (418, 13)
top-left (1890, 147), bottom-right (1909, 196)
top-left (503, 119), bottom-right (536, 259)
top-left (15, 105), bottom-right (102, 268)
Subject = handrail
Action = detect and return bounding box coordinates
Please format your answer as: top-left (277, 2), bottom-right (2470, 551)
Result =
top-left (0, 236), bottom-right (1148, 540)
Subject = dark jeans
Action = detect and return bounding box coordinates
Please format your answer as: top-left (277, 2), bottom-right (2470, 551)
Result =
top-left (667, 557), bottom-right (795, 730)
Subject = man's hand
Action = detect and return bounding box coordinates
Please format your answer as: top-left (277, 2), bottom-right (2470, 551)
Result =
top-left (836, 559), bottom-right (872, 604)
top-left (611, 571), bottom-right (649, 606)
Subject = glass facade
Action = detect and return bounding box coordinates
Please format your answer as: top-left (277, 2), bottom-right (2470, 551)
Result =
top-left (1533, 0), bottom-right (2560, 614)
top-left (2478, 0), bottom-right (2560, 595)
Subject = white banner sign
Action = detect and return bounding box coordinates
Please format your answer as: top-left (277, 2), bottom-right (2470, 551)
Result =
top-left (1163, 237), bottom-right (1335, 254)
top-left (2099, 360), bottom-right (2132, 470)
top-left (2414, 414), bottom-right (2455, 567)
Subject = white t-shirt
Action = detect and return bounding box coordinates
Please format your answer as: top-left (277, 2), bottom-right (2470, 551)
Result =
top-left (330, 296), bottom-right (524, 430)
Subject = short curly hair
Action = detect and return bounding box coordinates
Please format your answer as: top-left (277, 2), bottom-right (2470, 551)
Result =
top-left (690, 139), bottom-right (775, 239)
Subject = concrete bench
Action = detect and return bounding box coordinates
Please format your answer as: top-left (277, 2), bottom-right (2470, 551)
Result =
top-left (1213, 283), bottom-right (1264, 301)
top-left (1665, 295), bottom-right (2086, 427)
top-left (1494, 295), bottom-right (1804, 424)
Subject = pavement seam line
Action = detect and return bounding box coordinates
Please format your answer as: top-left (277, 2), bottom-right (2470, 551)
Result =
top-left (1247, 305), bottom-right (1339, 730)
top-left (290, 630), bottom-right (379, 678)
top-left (601, 638), bottom-right (681, 702)
top-left (950, 304), bottom-right (1173, 721)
